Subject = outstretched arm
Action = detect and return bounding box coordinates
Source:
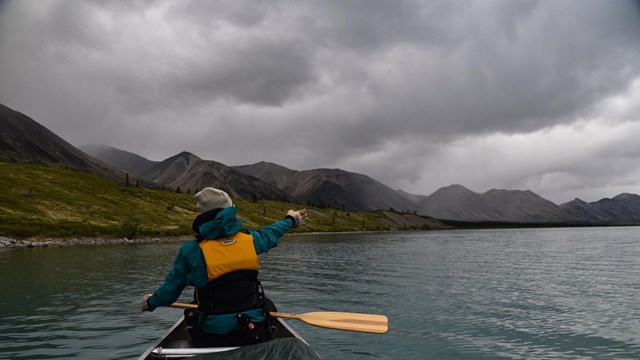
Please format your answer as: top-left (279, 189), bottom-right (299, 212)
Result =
top-left (249, 209), bottom-right (308, 254)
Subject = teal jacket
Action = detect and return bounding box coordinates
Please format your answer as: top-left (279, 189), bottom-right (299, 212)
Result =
top-left (147, 207), bottom-right (295, 334)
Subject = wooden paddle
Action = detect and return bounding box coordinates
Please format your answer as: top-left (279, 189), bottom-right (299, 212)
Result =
top-left (169, 302), bottom-right (388, 334)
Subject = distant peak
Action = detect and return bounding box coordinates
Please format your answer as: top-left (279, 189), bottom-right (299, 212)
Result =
top-left (441, 184), bottom-right (475, 193)
top-left (560, 198), bottom-right (588, 206)
top-left (177, 151), bottom-right (198, 157)
top-left (256, 161), bottom-right (283, 168)
top-left (613, 193), bottom-right (640, 201)
top-left (244, 161), bottom-right (295, 172)
top-left (166, 151), bottom-right (201, 162)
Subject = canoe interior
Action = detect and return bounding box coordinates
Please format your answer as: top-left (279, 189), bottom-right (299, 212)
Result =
top-left (139, 316), bottom-right (310, 360)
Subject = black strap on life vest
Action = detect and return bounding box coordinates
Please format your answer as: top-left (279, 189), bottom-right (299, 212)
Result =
top-left (196, 270), bottom-right (265, 315)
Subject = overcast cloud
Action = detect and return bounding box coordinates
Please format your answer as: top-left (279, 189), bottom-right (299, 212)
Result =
top-left (1, 0), bottom-right (639, 203)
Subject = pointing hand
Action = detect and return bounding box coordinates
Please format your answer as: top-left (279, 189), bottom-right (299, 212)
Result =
top-left (287, 209), bottom-right (308, 228)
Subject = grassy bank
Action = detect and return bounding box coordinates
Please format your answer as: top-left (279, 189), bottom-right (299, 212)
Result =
top-left (0, 162), bottom-right (449, 239)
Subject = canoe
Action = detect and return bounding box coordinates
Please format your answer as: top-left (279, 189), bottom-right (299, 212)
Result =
top-left (138, 316), bottom-right (321, 360)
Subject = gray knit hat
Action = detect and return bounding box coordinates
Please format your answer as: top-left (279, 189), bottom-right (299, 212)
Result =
top-left (195, 187), bottom-right (232, 213)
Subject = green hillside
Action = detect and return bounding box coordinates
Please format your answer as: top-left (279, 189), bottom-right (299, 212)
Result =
top-left (0, 162), bottom-right (449, 239)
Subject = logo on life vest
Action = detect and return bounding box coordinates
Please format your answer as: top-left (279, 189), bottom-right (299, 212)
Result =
top-left (219, 239), bottom-right (236, 246)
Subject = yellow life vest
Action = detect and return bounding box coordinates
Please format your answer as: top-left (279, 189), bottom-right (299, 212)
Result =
top-left (196, 232), bottom-right (264, 314)
top-left (198, 231), bottom-right (259, 281)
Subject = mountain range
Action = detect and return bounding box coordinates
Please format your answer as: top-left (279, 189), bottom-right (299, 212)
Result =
top-left (3, 102), bottom-right (639, 225)
top-left (81, 141), bottom-right (640, 226)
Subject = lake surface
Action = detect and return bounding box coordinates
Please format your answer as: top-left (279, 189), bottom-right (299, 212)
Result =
top-left (1, 227), bottom-right (640, 359)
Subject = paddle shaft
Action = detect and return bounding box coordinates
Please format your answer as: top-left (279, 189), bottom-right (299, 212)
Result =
top-left (170, 302), bottom-right (197, 310)
top-left (168, 302), bottom-right (388, 334)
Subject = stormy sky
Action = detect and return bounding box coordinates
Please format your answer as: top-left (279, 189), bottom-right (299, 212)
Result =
top-left (1, 0), bottom-right (639, 204)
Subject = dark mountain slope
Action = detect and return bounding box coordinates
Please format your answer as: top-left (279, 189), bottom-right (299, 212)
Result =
top-left (233, 161), bottom-right (297, 189)
top-left (289, 169), bottom-right (417, 211)
top-left (472, 189), bottom-right (577, 223)
top-left (418, 184), bottom-right (482, 220)
top-left (235, 163), bottom-right (418, 212)
top-left (561, 193), bottom-right (640, 223)
top-left (0, 103), bottom-right (146, 186)
top-left (419, 185), bottom-right (577, 223)
top-left (79, 144), bottom-right (158, 176)
top-left (139, 152), bottom-right (294, 201)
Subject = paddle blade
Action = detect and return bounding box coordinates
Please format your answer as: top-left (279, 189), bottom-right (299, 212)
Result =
top-left (271, 311), bottom-right (388, 334)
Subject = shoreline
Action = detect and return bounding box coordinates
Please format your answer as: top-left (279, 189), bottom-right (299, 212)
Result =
top-left (2, 223), bottom-right (634, 248)
top-left (0, 236), bottom-right (187, 248)
top-left (0, 230), bottom-right (396, 249)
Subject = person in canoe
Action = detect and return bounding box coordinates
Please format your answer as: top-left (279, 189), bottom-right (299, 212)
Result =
top-left (141, 187), bottom-right (308, 347)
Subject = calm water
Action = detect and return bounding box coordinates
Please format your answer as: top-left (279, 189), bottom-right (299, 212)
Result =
top-left (1, 227), bottom-right (640, 359)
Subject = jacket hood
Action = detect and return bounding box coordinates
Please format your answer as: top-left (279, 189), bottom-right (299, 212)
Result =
top-left (194, 206), bottom-right (243, 240)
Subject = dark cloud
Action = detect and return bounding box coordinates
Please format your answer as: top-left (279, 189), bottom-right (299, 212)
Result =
top-left (1, 0), bottom-right (639, 202)
top-left (172, 38), bottom-right (315, 106)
